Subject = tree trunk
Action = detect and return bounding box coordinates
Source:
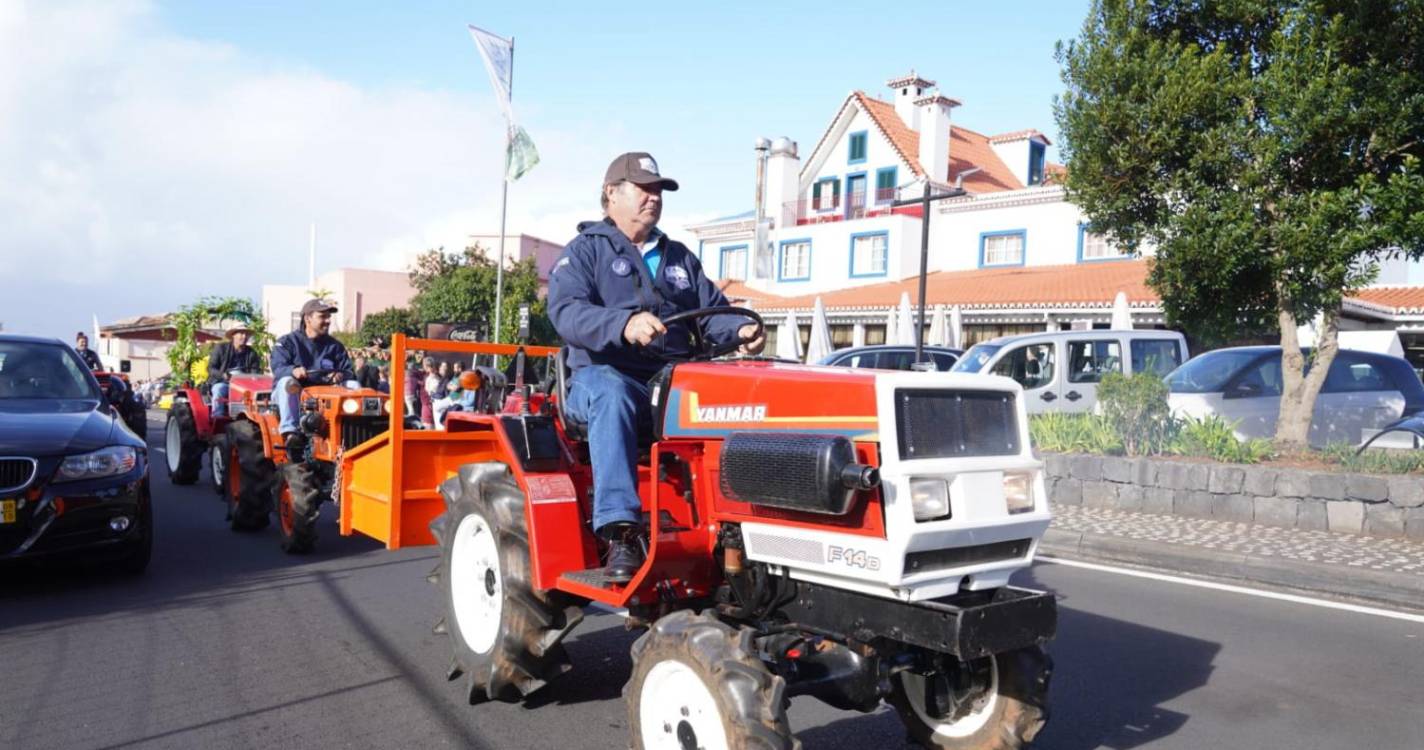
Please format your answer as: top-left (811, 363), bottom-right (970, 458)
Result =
top-left (1275, 300), bottom-right (1340, 452)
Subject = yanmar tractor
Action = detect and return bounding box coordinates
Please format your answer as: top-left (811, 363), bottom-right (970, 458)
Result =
top-left (321, 322), bottom-right (1055, 750)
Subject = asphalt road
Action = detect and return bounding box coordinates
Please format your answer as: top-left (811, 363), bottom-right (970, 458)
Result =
top-left (2, 413), bottom-right (1422, 749)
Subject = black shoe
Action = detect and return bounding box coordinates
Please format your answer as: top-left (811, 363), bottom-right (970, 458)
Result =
top-left (599, 523), bottom-right (644, 584)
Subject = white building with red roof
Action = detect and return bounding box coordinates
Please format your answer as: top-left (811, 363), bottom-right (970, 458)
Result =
top-left (686, 71), bottom-right (1424, 370)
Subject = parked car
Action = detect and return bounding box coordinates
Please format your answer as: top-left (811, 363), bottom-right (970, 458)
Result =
top-left (1166, 346), bottom-right (1424, 448)
top-left (0, 334), bottom-right (152, 573)
top-left (816, 345), bottom-right (962, 371)
top-left (952, 330), bottom-right (1190, 414)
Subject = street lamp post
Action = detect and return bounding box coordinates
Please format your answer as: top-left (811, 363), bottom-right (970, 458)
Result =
top-left (892, 181), bottom-right (966, 364)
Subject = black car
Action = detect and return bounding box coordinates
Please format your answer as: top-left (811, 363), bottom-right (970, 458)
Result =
top-left (0, 334), bottom-right (152, 572)
top-left (816, 345), bottom-right (962, 372)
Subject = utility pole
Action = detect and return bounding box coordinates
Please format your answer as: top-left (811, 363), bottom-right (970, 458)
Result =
top-left (892, 182), bottom-right (966, 365)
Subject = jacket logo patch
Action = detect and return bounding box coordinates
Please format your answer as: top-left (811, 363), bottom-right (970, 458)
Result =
top-left (611, 258), bottom-right (632, 276)
top-left (695, 404), bottom-right (766, 423)
top-left (664, 265), bottom-right (691, 290)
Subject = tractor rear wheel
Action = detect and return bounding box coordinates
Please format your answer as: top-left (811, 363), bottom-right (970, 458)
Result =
top-left (165, 402), bottom-right (203, 485)
top-left (626, 610), bottom-right (799, 750)
top-left (277, 460), bottom-right (324, 554)
top-left (430, 462), bottom-right (583, 703)
top-left (888, 646), bottom-right (1051, 750)
top-left (210, 435), bottom-right (228, 497)
top-left (225, 419), bottom-right (273, 532)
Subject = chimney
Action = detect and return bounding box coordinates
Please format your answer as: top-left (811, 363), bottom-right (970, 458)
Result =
top-left (916, 91), bottom-right (960, 185)
top-left (764, 137), bottom-right (800, 228)
top-left (887, 70), bottom-right (936, 131)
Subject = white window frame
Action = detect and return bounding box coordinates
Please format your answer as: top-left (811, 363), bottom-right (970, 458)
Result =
top-left (779, 240), bottom-right (811, 281)
top-left (851, 233), bottom-right (888, 277)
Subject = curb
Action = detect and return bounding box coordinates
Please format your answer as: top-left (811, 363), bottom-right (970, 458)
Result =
top-left (1040, 527), bottom-right (1424, 613)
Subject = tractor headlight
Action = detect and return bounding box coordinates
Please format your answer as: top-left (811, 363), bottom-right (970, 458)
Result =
top-left (909, 478), bottom-right (951, 521)
top-left (341, 398), bottom-right (360, 415)
top-left (382, 399), bottom-right (391, 414)
top-left (1004, 472), bottom-right (1034, 515)
top-left (55, 446), bottom-right (138, 483)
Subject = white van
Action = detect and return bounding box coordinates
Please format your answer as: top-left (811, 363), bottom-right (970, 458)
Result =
top-left (951, 330), bottom-right (1190, 414)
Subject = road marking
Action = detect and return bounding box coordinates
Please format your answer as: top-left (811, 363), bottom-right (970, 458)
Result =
top-left (1038, 555), bottom-right (1424, 625)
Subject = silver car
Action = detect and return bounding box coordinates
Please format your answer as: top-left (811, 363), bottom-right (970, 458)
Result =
top-left (1166, 346), bottom-right (1424, 447)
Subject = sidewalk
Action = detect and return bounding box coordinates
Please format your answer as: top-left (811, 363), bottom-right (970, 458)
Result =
top-left (1041, 503), bottom-right (1424, 612)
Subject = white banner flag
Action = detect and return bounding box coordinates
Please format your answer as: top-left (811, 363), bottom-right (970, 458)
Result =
top-left (467, 25), bottom-right (514, 122)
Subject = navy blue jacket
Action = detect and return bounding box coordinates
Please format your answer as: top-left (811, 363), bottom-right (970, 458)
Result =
top-left (270, 329), bottom-right (355, 383)
top-left (548, 219), bottom-right (743, 380)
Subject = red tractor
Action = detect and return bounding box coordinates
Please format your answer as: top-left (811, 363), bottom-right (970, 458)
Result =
top-left (164, 374), bottom-right (273, 495)
top-left (322, 322), bottom-right (1055, 749)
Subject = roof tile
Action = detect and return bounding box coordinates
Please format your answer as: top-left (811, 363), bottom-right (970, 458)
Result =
top-left (856, 93), bottom-right (1024, 193)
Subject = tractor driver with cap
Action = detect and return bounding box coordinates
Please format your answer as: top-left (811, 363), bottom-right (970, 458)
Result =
top-left (270, 298), bottom-right (357, 451)
top-left (547, 152), bottom-right (765, 583)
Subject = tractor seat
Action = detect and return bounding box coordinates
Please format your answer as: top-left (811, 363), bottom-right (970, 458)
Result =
top-left (555, 347), bottom-right (588, 442)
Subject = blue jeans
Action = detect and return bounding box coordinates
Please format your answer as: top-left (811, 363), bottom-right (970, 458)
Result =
top-left (565, 365), bottom-right (652, 532)
top-left (211, 382), bottom-right (230, 417)
top-left (274, 376), bottom-right (359, 435)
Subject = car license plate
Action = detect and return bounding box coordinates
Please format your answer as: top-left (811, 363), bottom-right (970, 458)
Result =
top-left (1, 499), bottom-right (14, 524)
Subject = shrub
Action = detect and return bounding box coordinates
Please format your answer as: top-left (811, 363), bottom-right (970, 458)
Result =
top-left (1030, 412), bottom-right (1123, 455)
top-left (1097, 372), bottom-right (1173, 456)
top-left (1169, 414), bottom-right (1274, 464)
top-left (1320, 442), bottom-right (1424, 474)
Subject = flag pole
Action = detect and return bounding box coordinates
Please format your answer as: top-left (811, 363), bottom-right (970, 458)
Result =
top-left (491, 38), bottom-right (513, 345)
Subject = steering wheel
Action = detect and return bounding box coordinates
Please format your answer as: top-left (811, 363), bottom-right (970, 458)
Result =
top-left (649, 306), bottom-right (764, 362)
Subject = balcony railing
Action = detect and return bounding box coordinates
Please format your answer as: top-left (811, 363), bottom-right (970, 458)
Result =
top-left (785, 188), bottom-right (922, 226)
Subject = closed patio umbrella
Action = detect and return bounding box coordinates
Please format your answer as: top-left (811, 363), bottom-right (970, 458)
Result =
top-left (805, 297), bottom-right (833, 364)
top-left (775, 310), bottom-right (803, 361)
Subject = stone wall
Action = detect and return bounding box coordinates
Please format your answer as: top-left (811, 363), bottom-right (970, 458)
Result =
top-left (1042, 453), bottom-right (1424, 539)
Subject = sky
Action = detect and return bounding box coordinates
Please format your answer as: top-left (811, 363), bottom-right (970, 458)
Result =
top-left (0, 0), bottom-right (1091, 341)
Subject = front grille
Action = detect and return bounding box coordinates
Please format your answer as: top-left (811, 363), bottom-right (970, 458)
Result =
top-left (746, 532), bottom-right (825, 565)
top-left (905, 539), bottom-right (1032, 574)
top-left (895, 389), bottom-right (1019, 459)
top-left (339, 417), bottom-right (388, 450)
top-left (0, 458), bottom-right (37, 493)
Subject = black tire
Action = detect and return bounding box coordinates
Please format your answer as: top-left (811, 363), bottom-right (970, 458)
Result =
top-left (210, 435), bottom-right (228, 497)
top-left (225, 419), bottom-right (273, 532)
top-left (125, 399), bottom-right (148, 442)
top-left (626, 610), bottom-right (799, 750)
top-left (889, 646), bottom-right (1052, 750)
top-left (430, 462), bottom-right (583, 703)
top-left (116, 487), bottom-right (154, 575)
top-left (277, 460), bottom-right (325, 554)
top-left (165, 402), bottom-right (203, 485)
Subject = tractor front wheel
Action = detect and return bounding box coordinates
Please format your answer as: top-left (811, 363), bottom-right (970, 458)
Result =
top-left (888, 646), bottom-right (1051, 750)
top-left (626, 610), bottom-right (799, 750)
top-left (430, 462), bottom-right (582, 703)
top-left (225, 419), bottom-right (273, 531)
top-left (277, 461), bottom-right (324, 554)
top-left (164, 402), bottom-right (203, 485)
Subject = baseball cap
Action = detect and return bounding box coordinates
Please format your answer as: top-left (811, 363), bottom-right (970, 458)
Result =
top-left (604, 152), bottom-right (679, 191)
top-left (300, 298), bottom-right (338, 316)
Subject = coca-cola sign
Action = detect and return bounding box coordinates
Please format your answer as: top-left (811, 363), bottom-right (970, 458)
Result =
top-left (424, 322), bottom-right (485, 341)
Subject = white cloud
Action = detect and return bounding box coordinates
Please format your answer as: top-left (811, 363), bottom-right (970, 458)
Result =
top-left (0, 0), bottom-right (623, 339)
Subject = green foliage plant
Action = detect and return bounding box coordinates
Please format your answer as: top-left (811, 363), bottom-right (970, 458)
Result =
top-left (359, 306), bottom-right (422, 347)
top-left (1056, 0), bottom-right (1424, 451)
top-left (1030, 412), bottom-right (1123, 455)
top-left (1320, 442), bottom-right (1424, 474)
top-left (1168, 414), bottom-right (1274, 464)
top-left (1097, 371), bottom-right (1173, 456)
top-left (165, 296), bottom-right (272, 386)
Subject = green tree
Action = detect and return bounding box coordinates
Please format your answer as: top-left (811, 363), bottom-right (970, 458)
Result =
top-left (409, 245), bottom-right (557, 346)
top-left (1056, 0), bottom-right (1424, 450)
top-left (359, 306), bottom-right (422, 347)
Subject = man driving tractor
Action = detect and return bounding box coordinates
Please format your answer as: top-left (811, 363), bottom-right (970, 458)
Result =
top-left (270, 299), bottom-right (356, 451)
top-left (547, 152), bottom-right (764, 582)
top-left (207, 324), bottom-right (262, 417)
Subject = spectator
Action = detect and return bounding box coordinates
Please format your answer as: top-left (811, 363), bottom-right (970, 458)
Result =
top-left (74, 332), bottom-right (102, 371)
top-left (354, 355), bottom-right (381, 390)
top-left (420, 356), bottom-right (439, 427)
top-left (375, 365), bottom-right (391, 394)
